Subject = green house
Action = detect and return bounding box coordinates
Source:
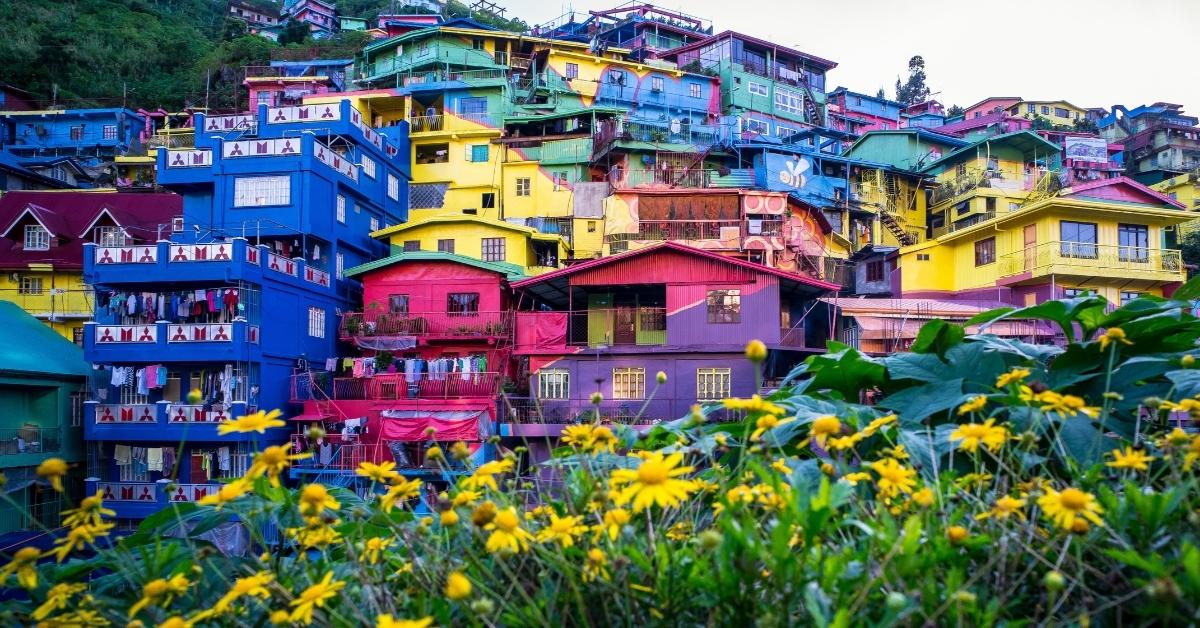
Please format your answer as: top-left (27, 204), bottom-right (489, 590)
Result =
top-left (0, 302), bottom-right (88, 537)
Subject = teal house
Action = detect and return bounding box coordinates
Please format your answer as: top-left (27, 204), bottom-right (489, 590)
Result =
top-left (0, 302), bottom-right (88, 539)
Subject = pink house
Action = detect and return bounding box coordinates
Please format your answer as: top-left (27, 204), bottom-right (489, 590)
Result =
top-left (962, 96), bottom-right (1022, 121)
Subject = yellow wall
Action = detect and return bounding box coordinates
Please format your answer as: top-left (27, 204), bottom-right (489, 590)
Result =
top-left (1009, 101), bottom-right (1087, 127)
top-left (0, 269), bottom-right (91, 341)
top-left (1151, 175), bottom-right (1200, 235)
top-left (381, 221), bottom-right (568, 273)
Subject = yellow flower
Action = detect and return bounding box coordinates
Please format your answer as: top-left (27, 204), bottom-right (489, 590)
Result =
top-left (450, 441), bottom-right (471, 460)
top-left (562, 424), bottom-right (619, 454)
top-left (809, 415), bottom-right (842, 446)
top-left (722, 394), bottom-right (785, 416)
top-left (360, 537), bottom-right (393, 565)
top-left (610, 451), bottom-right (698, 512)
top-left (745, 339), bottom-right (768, 362)
top-left (1036, 391), bottom-right (1100, 419)
top-left (484, 507), bottom-right (533, 553)
top-left (949, 418), bottom-right (1008, 453)
top-left (211, 571), bottom-right (274, 615)
top-left (957, 395), bottom-right (988, 416)
top-left (881, 444), bottom-right (909, 460)
top-left (1157, 427), bottom-right (1192, 449)
top-left (451, 489), bottom-right (480, 507)
top-left (128, 574), bottom-right (190, 618)
top-left (197, 479), bottom-right (252, 509)
top-left (582, 548), bottom-right (610, 583)
top-left (976, 495), bottom-right (1027, 521)
top-left (61, 491), bottom-right (115, 528)
top-left (0, 546), bottom-right (41, 589)
top-left (48, 521), bottom-right (113, 562)
top-left (270, 609), bottom-right (291, 625)
top-left (380, 477), bottom-right (423, 513)
top-left (36, 457), bottom-right (69, 493)
top-left (445, 571), bottom-right (472, 600)
top-left (160, 617), bottom-right (193, 628)
top-left (460, 458), bottom-right (515, 492)
top-left (750, 413), bottom-right (795, 441)
top-left (536, 513), bottom-right (587, 547)
top-left (946, 525), bottom-right (969, 545)
top-left (870, 458), bottom-right (917, 499)
top-left (425, 446), bottom-right (444, 462)
top-left (598, 508), bottom-right (631, 540)
top-left (247, 445), bottom-right (310, 487)
top-left (289, 571), bottom-right (344, 625)
top-left (955, 472), bottom-right (993, 490)
top-left (840, 472), bottom-right (872, 486)
top-left (298, 483), bottom-right (340, 517)
top-left (860, 414), bottom-right (896, 436)
top-left (286, 521), bottom-right (342, 550)
top-left (217, 409), bottom-right (285, 435)
top-left (356, 461), bottom-right (401, 484)
top-left (912, 487), bottom-right (935, 507)
top-left (440, 509), bottom-right (460, 526)
top-left (377, 615), bottom-right (434, 628)
top-left (1097, 327), bottom-right (1132, 351)
top-left (1105, 446), bottom-right (1154, 472)
top-left (1038, 487), bottom-right (1104, 530)
top-left (32, 582), bottom-right (86, 620)
top-left (825, 432), bottom-right (866, 451)
top-left (666, 521), bottom-right (693, 541)
top-left (995, 367), bottom-right (1031, 388)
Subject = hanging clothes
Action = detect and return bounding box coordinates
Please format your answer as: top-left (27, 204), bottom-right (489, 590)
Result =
top-left (147, 447), bottom-right (163, 472)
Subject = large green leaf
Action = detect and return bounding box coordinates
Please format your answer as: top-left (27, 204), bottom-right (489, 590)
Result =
top-left (898, 425), bottom-right (958, 479)
top-left (877, 379), bottom-right (965, 426)
top-left (909, 319), bottom-right (964, 357)
top-left (1057, 416), bottom-right (1118, 466)
top-left (1168, 272), bottom-right (1200, 301)
top-left (800, 345), bottom-right (887, 400)
top-left (1166, 369), bottom-right (1200, 398)
top-left (973, 295), bottom-right (1107, 343)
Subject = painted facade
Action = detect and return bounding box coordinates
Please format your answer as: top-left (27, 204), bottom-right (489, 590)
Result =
top-left (1007, 100), bottom-right (1089, 127)
top-left (1100, 104), bottom-right (1200, 183)
top-left (827, 88), bottom-right (904, 136)
top-left (370, 215), bottom-right (570, 274)
top-left (0, 108), bottom-right (145, 169)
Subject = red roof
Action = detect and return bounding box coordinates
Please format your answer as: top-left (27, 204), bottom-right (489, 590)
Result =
top-left (0, 191), bottom-right (182, 271)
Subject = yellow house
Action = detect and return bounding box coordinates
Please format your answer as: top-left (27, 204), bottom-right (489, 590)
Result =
top-left (1151, 172), bottom-right (1200, 235)
top-left (901, 132), bottom-right (1189, 305)
top-left (1007, 100), bottom-right (1089, 127)
top-left (369, 214), bottom-right (571, 275)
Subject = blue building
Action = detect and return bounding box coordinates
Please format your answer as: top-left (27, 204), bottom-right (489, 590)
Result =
top-left (0, 108), bottom-right (145, 169)
top-left (80, 98), bottom-right (410, 520)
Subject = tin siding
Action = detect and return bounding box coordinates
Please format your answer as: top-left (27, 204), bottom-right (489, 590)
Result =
top-left (568, 249), bottom-right (761, 286)
top-left (362, 261), bottom-right (505, 314)
top-left (666, 275), bottom-right (781, 348)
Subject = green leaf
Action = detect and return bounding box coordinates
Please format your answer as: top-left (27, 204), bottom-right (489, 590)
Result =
top-left (1057, 417), bottom-right (1117, 466)
top-left (877, 379), bottom-right (965, 426)
top-left (965, 306), bottom-right (1015, 326)
top-left (910, 319), bottom-right (965, 357)
top-left (1166, 369), bottom-right (1200, 397)
top-left (801, 346), bottom-right (887, 400)
top-left (1168, 272), bottom-right (1200, 301)
top-left (975, 295), bottom-right (1107, 343)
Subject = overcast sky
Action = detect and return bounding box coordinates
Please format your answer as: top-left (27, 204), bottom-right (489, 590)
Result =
top-left (499, 0), bottom-right (1200, 112)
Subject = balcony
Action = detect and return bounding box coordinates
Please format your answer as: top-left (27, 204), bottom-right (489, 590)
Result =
top-left (0, 426), bottom-right (62, 456)
top-left (289, 372), bottom-right (501, 402)
top-left (84, 478), bottom-right (224, 519)
top-left (340, 310), bottom-right (512, 341)
top-left (609, 167), bottom-right (715, 189)
top-left (931, 167), bottom-right (1059, 207)
top-left (84, 401), bottom-right (254, 442)
top-left (244, 65), bottom-right (330, 80)
top-left (398, 68), bottom-right (507, 89)
top-left (499, 396), bottom-right (744, 426)
top-left (84, 321), bottom-right (261, 363)
top-left (407, 112), bottom-right (498, 134)
top-left (593, 119), bottom-right (721, 158)
top-left (997, 242), bottom-right (1184, 283)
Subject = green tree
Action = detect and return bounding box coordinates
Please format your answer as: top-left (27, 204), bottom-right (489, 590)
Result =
top-left (946, 104), bottom-right (965, 117)
top-left (277, 19), bottom-right (312, 45)
top-left (875, 87), bottom-right (885, 100)
top-left (1073, 117), bottom-right (1099, 133)
top-left (893, 55), bottom-right (931, 106)
top-left (1181, 229), bottom-right (1200, 278)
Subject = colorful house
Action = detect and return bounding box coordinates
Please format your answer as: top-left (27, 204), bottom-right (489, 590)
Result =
top-left (0, 302), bottom-right (88, 540)
top-left (227, 0), bottom-right (281, 30)
top-left (1099, 103), bottom-right (1200, 183)
top-left (901, 100), bottom-right (945, 129)
top-left (962, 96), bottom-right (1022, 121)
top-left (0, 191), bottom-right (182, 342)
top-left (1007, 100), bottom-right (1090, 128)
top-left (936, 111), bottom-right (1032, 141)
top-left (827, 88), bottom-right (904, 136)
top-left (0, 108), bottom-right (146, 170)
top-left (281, 0), bottom-right (338, 38)
top-left (369, 214), bottom-right (570, 274)
top-left (244, 59), bottom-right (351, 109)
top-left (1151, 172), bottom-right (1200, 235)
top-left (535, 4), bottom-right (714, 62)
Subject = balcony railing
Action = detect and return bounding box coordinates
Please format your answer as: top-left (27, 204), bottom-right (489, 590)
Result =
top-left (778, 327), bottom-right (806, 348)
top-left (567, 307), bottom-right (667, 347)
top-left (499, 396), bottom-right (744, 425)
top-left (244, 65), bottom-right (330, 79)
top-left (931, 167), bottom-right (1060, 206)
top-left (997, 242), bottom-right (1184, 279)
top-left (628, 220), bottom-right (742, 241)
top-left (290, 372), bottom-right (500, 402)
top-left (340, 310), bottom-right (512, 339)
top-left (407, 112), bottom-right (497, 133)
top-left (0, 426), bottom-right (61, 455)
top-left (398, 68), bottom-right (507, 87)
top-left (609, 167), bottom-right (714, 189)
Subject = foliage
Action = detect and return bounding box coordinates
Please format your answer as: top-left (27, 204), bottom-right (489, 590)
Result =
top-left (1072, 117), bottom-right (1100, 133)
top-left (277, 19), bottom-right (314, 46)
top-left (946, 104), bottom-right (965, 118)
top-left (3, 291), bottom-right (1200, 625)
top-left (1181, 229), bottom-right (1200, 278)
top-left (894, 55), bottom-right (931, 106)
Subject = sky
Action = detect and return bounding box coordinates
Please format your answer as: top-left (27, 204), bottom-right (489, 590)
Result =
top-left (496, 0), bottom-right (1200, 113)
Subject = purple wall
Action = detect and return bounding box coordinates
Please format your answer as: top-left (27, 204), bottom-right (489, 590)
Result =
top-left (665, 276), bottom-right (782, 348)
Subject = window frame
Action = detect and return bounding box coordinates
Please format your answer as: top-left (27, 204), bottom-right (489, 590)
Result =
top-left (650, 76), bottom-right (665, 92)
top-left (1117, 223), bottom-right (1149, 263)
top-left (696, 367), bottom-right (731, 400)
top-left (233, 175), bottom-right (291, 207)
top-left (387, 174), bottom-right (400, 201)
top-left (102, 125), bottom-right (118, 140)
top-left (866, 260), bottom-right (885, 282)
top-left (23, 224), bottom-right (50, 251)
top-left (1059, 220), bottom-right (1098, 259)
top-left (402, 240), bottom-right (421, 252)
top-left (307, 307), bottom-right (326, 338)
top-left (537, 368), bottom-right (570, 400)
top-left (688, 82), bottom-right (701, 98)
top-left (611, 367), bottom-right (646, 400)
top-left (388, 294), bottom-right (409, 314)
top-left (706, 288), bottom-right (742, 324)
top-left (18, 275), bottom-right (43, 295)
top-left (335, 252), bottom-right (344, 279)
top-left (565, 63), bottom-right (579, 80)
top-left (336, 194), bottom-right (346, 223)
top-left (437, 238), bottom-right (455, 254)
top-left (361, 155), bottom-right (377, 179)
top-left (94, 225), bottom-right (126, 247)
top-left (515, 177), bottom-right (531, 197)
top-left (480, 237), bottom-right (506, 262)
top-left (748, 81), bottom-right (769, 97)
top-left (974, 236), bottom-right (996, 266)
top-left (447, 292), bottom-right (480, 316)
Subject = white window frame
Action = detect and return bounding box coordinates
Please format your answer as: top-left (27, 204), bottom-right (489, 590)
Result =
top-left (94, 225), bottom-right (126, 247)
top-left (336, 194), bottom-right (346, 223)
top-left (696, 367), bottom-right (731, 400)
top-left (775, 86), bottom-right (804, 115)
top-left (612, 367), bottom-right (645, 400)
top-left (537, 369), bottom-right (569, 399)
top-left (336, 252), bottom-right (344, 279)
top-left (689, 82), bottom-right (702, 98)
top-left (361, 155), bottom-right (377, 179)
top-left (515, 177), bottom-right (531, 197)
top-left (466, 144), bottom-right (489, 163)
top-left (23, 225), bottom-right (49, 251)
top-left (650, 76), bottom-right (664, 92)
top-left (748, 81), bottom-right (768, 97)
top-left (369, 216), bottom-right (379, 232)
top-left (102, 125), bottom-right (118, 140)
top-left (233, 176), bottom-right (291, 207)
top-left (387, 174), bottom-right (400, 201)
top-left (18, 276), bottom-right (43, 295)
top-left (307, 307), bottom-right (326, 338)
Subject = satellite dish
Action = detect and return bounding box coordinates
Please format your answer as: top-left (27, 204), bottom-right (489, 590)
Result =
top-left (670, 119), bottom-right (681, 133)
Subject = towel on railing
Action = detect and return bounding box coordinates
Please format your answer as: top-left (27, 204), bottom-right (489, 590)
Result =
top-left (147, 447), bottom-right (163, 472)
top-left (114, 444), bottom-right (132, 465)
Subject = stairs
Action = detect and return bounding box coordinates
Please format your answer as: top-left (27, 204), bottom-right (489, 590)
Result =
top-left (879, 210), bottom-right (917, 246)
top-left (800, 82), bottom-right (824, 127)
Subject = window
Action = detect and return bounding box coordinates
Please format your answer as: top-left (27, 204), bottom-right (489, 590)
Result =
top-left (650, 76), bottom-right (664, 92)
top-left (985, 197), bottom-right (996, 211)
top-left (696, 368), bottom-right (731, 400)
top-left (537, 369), bottom-right (569, 399)
top-left (23, 225), bottom-right (49, 251)
top-left (1027, 103), bottom-right (1035, 114)
top-left (1121, 291), bottom-right (1143, 305)
top-left (438, 238), bottom-right (455, 253)
top-left (307, 307), bottom-right (326, 338)
top-left (234, 176), bottom-right (290, 207)
top-left (472, 37), bottom-right (484, 50)
top-left (607, 70), bottom-right (627, 85)
top-left (481, 237), bottom-right (505, 261)
top-left (1118, 224), bottom-right (1149, 262)
top-left (447, 293), bottom-right (479, 316)
top-left (336, 252), bottom-right (344, 279)
top-left (18, 276), bottom-right (43, 295)
top-left (743, 118), bottom-right (769, 135)
top-left (565, 63), bottom-right (579, 79)
top-left (415, 144), bottom-right (449, 164)
top-left (1060, 220), bottom-right (1098, 258)
top-left (370, 217), bottom-right (379, 232)
top-left (482, 192), bottom-right (496, 208)
top-left (387, 174), bottom-right (400, 201)
top-left (463, 208), bottom-right (478, 215)
top-left (974, 237), bottom-right (996, 266)
top-left (1055, 107), bottom-right (1069, 118)
top-left (94, 226), bottom-right (125, 247)
top-left (776, 125), bottom-right (799, 138)
top-left (1062, 288), bottom-right (1088, 298)
top-left (102, 125), bottom-right (117, 140)
top-left (587, 221), bottom-right (597, 233)
top-left (458, 97), bottom-right (487, 116)
top-left (70, 126), bottom-right (84, 141)
top-left (866, 260), bottom-right (885, 282)
top-left (916, 253), bottom-right (931, 261)
top-left (361, 155), bottom-right (376, 179)
top-left (748, 81), bottom-right (768, 97)
top-left (1041, 105), bottom-right (1049, 115)
top-left (706, 289), bottom-right (741, 323)
top-left (402, 240), bottom-right (421, 252)
top-left (612, 367), bottom-right (645, 400)
top-left (688, 82), bottom-right (701, 98)
top-left (775, 86), bottom-right (804, 115)
top-left (974, 111), bottom-right (981, 118)
top-left (515, 178), bottom-right (531, 197)
top-left (388, 295), bottom-right (409, 314)
top-left (336, 194), bottom-right (346, 223)
top-left (467, 144), bottom-right (489, 163)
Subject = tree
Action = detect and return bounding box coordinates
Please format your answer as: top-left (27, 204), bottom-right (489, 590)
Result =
top-left (277, 19), bottom-right (311, 45)
top-left (1073, 117), bottom-right (1099, 134)
top-left (876, 87), bottom-right (885, 100)
top-left (1181, 229), bottom-right (1200, 278)
top-left (947, 104), bottom-right (965, 117)
top-left (893, 55), bottom-right (931, 106)
top-left (222, 17), bottom-right (248, 41)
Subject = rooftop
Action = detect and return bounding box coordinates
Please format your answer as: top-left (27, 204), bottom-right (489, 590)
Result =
top-left (0, 301), bottom-right (88, 378)
top-left (658, 30), bottom-right (838, 71)
top-left (344, 250), bottom-right (525, 280)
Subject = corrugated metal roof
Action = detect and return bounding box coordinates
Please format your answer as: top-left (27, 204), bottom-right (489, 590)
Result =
top-left (0, 302), bottom-right (89, 377)
top-left (821, 297), bottom-right (1011, 317)
top-left (343, 251), bottom-right (525, 280)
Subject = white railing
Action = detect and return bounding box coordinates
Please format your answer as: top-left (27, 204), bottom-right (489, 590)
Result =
top-left (95, 246), bottom-right (158, 264)
top-left (167, 243), bottom-right (235, 262)
top-left (94, 404), bottom-right (157, 424)
top-left (165, 324), bottom-right (234, 343)
top-left (94, 325), bottom-right (158, 344)
top-left (165, 149), bottom-right (212, 168)
top-left (266, 252), bottom-right (298, 276)
top-left (166, 404), bottom-right (232, 423)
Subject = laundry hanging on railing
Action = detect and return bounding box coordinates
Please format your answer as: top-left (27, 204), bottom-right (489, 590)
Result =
top-left (96, 289), bottom-right (241, 325)
top-left (378, 409), bottom-right (488, 441)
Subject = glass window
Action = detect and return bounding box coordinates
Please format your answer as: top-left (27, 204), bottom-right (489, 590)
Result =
top-left (481, 237), bottom-right (505, 261)
top-left (1120, 291), bottom-right (1143, 305)
top-left (402, 240), bottom-right (420, 252)
top-left (370, 217), bottom-right (379, 232)
top-left (1055, 107), bottom-right (1069, 118)
top-left (612, 367), bottom-right (645, 400)
top-left (335, 252), bottom-right (344, 279)
top-left (1041, 105), bottom-right (1049, 115)
top-left (1118, 224), bottom-right (1149, 262)
top-left (24, 224), bottom-right (49, 250)
top-left (94, 226), bottom-right (125, 247)
top-left (482, 193), bottom-right (496, 208)
top-left (1027, 103), bottom-right (1035, 113)
top-left (387, 174), bottom-right (400, 201)
top-left (515, 178), bottom-right (531, 197)
top-left (388, 295), bottom-right (409, 314)
top-left (415, 144), bottom-right (448, 164)
top-left (1060, 220), bottom-right (1098, 258)
top-left (336, 194), bottom-right (346, 223)
top-left (234, 176), bottom-right (290, 207)
top-left (19, 276), bottom-right (43, 295)
top-left (70, 126), bottom-right (84, 140)
top-left (974, 237), bottom-right (996, 266)
top-left (651, 76), bottom-right (664, 92)
top-left (565, 63), bottom-right (579, 79)
top-left (688, 82), bottom-right (701, 98)
top-left (438, 238), bottom-right (455, 253)
top-left (361, 155), bottom-right (376, 179)
top-left (706, 289), bottom-right (741, 323)
top-left (458, 97), bottom-right (488, 116)
top-left (472, 37), bottom-right (484, 50)
top-left (866, 260), bottom-right (884, 282)
top-left (1062, 288), bottom-right (1088, 298)
top-left (468, 144), bottom-right (489, 162)
top-left (102, 125), bottom-right (118, 140)
top-left (538, 369), bottom-right (569, 399)
top-left (696, 367), bottom-right (731, 400)
top-left (307, 307), bottom-right (326, 338)
top-left (775, 86), bottom-right (804, 115)
top-left (447, 293), bottom-right (479, 316)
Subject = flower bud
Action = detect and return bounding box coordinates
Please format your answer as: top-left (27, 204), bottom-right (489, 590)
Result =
top-left (745, 339), bottom-right (768, 363)
top-left (946, 525), bottom-right (968, 545)
top-left (1043, 570), bottom-right (1065, 592)
top-left (1182, 354), bottom-right (1195, 367)
top-left (656, 371), bottom-right (667, 384)
top-left (698, 529), bottom-right (723, 550)
top-left (885, 591), bottom-right (907, 610)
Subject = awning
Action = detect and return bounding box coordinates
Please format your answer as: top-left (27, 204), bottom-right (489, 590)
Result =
top-left (290, 413), bottom-right (332, 422)
top-left (379, 409), bottom-right (488, 441)
top-left (851, 316), bottom-right (1054, 340)
top-left (354, 336), bottom-right (417, 351)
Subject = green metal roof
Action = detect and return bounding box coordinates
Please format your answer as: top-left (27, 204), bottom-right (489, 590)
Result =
top-left (344, 251), bottom-right (525, 281)
top-left (0, 302), bottom-right (88, 378)
top-left (504, 107), bottom-right (627, 124)
top-left (919, 130), bottom-right (1062, 173)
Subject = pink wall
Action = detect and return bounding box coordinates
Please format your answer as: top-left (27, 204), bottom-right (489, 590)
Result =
top-left (362, 261), bottom-right (507, 314)
top-left (964, 98), bottom-right (1021, 121)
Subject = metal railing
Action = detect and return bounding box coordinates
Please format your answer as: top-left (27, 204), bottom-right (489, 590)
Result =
top-left (340, 310), bottom-right (513, 339)
top-left (778, 326), bottom-right (806, 348)
top-left (399, 68), bottom-right (507, 87)
top-left (0, 426), bottom-right (62, 455)
top-left (291, 372), bottom-right (501, 402)
top-left (628, 220), bottom-right (741, 241)
top-left (243, 65), bottom-right (331, 79)
top-left (500, 395), bottom-right (743, 425)
top-left (407, 112), bottom-right (497, 133)
top-left (565, 307), bottom-right (667, 347)
top-left (997, 242), bottom-right (1183, 278)
top-left (610, 167), bottom-right (714, 188)
top-left (931, 167), bottom-right (1061, 206)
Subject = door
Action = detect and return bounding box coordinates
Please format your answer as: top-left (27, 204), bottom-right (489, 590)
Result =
top-left (1023, 224), bottom-right (1037, 271)
top-left (613, 307), bottom-right (637, 345)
